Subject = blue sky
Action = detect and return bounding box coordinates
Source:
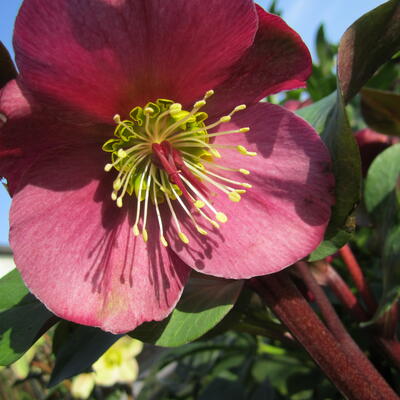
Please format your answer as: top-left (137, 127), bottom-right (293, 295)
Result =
top-left (0, 0), bottom-right (386, 245)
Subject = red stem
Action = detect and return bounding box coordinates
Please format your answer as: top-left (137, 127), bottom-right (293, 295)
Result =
top-left (311, 260), bottom-right (369, 322)
top-left (339, 244), bottom-right (378, 313)
top-left (295, 262), bottom-right (395, 391)
top-left (250, 271), bottom-right (398, 400)
top-left (378, 339), bottom-right (400, 370)
top-left (313, 261), bottom-right (400, 370)
top-left (381, 302), bottom-right (399, 340)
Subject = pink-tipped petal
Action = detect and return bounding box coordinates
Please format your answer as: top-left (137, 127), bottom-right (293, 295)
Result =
top-left (14, 0), bottom-right (257, 123)
top-left (9, 146), bottom-right (190, 333)
top-left (166, 103), bottom-right (334, 278)
top-left (207, 5), bottom-right (312, 117)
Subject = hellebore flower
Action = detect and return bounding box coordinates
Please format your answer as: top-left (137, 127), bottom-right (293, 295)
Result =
top-left (0, 0), bottom-right (334, 333)
top-left (71, 337), bottom-right (143, 398)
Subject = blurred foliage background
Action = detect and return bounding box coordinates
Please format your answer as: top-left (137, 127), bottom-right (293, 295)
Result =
top-left (1, 0), bottom-right (399, 399)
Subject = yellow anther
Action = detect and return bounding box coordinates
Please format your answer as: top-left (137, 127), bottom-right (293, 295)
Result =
top-left (216, 212), bottom-right (228, 223)
top-left (234, 104), bottom-right (246, 112)
top-left (194, 100), bottom-right (206, 108)
top-left (194, 200), bottom-right (205, 209)
top-left (205, 90), bottom-right (214, 98)
top-left (117, 149), bottom-right (127, 158)
top-left (236, 189), bottom-right (247, 194)
top-left (179, 232), bottom-right (189, 244)
top-left (196, 226), bottom-right (208, 235)
top-left (237, 145), bottom-right (257, 156)
top-left (239, 169), bottom-right (250, 175)
top-left (210, 149), bottom-right (221, 158)
top-left (104, 163), bottom-right (113, 172)
top-left (239, 127), bottom-right (250, 133)
top-left (144, 107), bottom-right (154, 115)
top-left (242, 183), bottom-right (252, 188)
top-left (169, 103), bottom-right (182, 116)
top-left (133, 225), bottom-right (140, 236)
top-left (116, 197), bottom-right (123, 208)
top-left (228, 192), bottom-right (241, 202)
top-left (237, 145), bottom-right (248, 154)
top-left (220, 116), bottom-right (231, 123)
top-left (161, 236), bottom-right (169, 247)
top-left (113, 114), bottom-right (121, 124)
top-left (111, 192), bottom-right (118, 201)
top-left (211, 220), bottom-right (220, 229)
top-left (113, 179), bottom-right (122, 191)
top-left (142, 228), bottom-right (148, 242)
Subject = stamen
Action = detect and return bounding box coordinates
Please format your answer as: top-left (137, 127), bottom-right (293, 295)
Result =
top-left (184, 163), bottom-right (243, 201)
top-left (160, 98), bottom-right (207, 140)
top-left (153, 109), bottom-right (172, 140)
top-left (206, 127), bottom-right (250, 138)
top-left (132, 161), bottom-right (151, 235)
top-left (104, 90), bottom-right (251, 244)
top-left (186, 160), bottom-right (251, 187)
top-left (237, 145), bottom-right (257, 156)
top-left (141, 167), bottom-right (153, 242)
top-left (161, 172), bottom-right (189, 244)
top-left (180, 175), bottom-right (228, 223)
top-left (180, 151), bottom-right (250, 175)
top-left (144, 107), bottom-right (155, 141)
top-left (168, 179), bottom-right (207, 237)
top-left (153, 179), bottom-right (168, 247)
top-left (113, 114), bottom-right (147, 141)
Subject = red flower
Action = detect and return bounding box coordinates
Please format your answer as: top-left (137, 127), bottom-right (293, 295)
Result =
top-left (0, 0), bottom-right (334, 333)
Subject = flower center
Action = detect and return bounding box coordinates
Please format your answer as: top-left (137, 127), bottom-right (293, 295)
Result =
top-left (103, 91), bottom-right (255, 247)
top-left (103, 348), bottom-right (123, 368)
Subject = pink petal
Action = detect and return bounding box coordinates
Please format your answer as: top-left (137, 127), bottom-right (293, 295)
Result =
top-left (283, 99), bottom-right (313, 111)
top-left (206, 5), bottom-right (312, 117)
top-left (0, 80), bottom-right (41, 194)
top-left (14, 0), bottom-right (258, 123)
top-left (166, 103), bottom-right (334, 278)
top-left (9, 145), bottom-right (190, 334)
top-left (0, 80), bottom-right (109, 195)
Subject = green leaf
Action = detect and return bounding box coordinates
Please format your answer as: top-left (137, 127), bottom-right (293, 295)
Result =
top-left (0, 269), bottom-right (55, 366)
top-left (307, 229), bottom-right (353, 262)
top-left (0, 42), bottom-right (16, 89)
top-left (315, 25), bottom-right (337, 75)
top-left (361, 226), bottom-right (400, 327)
top-left (250, 380), bottom-right (276, 400)
top-left (338, 0), bottom-right (400, 103)
top-left (130, 274), bottom-right (243, 347)
top-left (296, 91), bottom-right (336, 134)
top-left (380, 226), bottom-right (400, 310)
top-left (297, 91), bottom-right (361, 259)
top-left (361, 87), bottom-right (400, 136)
top-left (199, 378), bottom-right (246, 400)
top-left (364, 144), bottom-right (400, 325)
top-left (307, 65), bottom-right (337, 102)
top-left (366, 59), bottom-right (400, 92)
top-left (49, 324), bottom-right (121, 387)
top-left (364, 143), bottom-right (400, 228)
